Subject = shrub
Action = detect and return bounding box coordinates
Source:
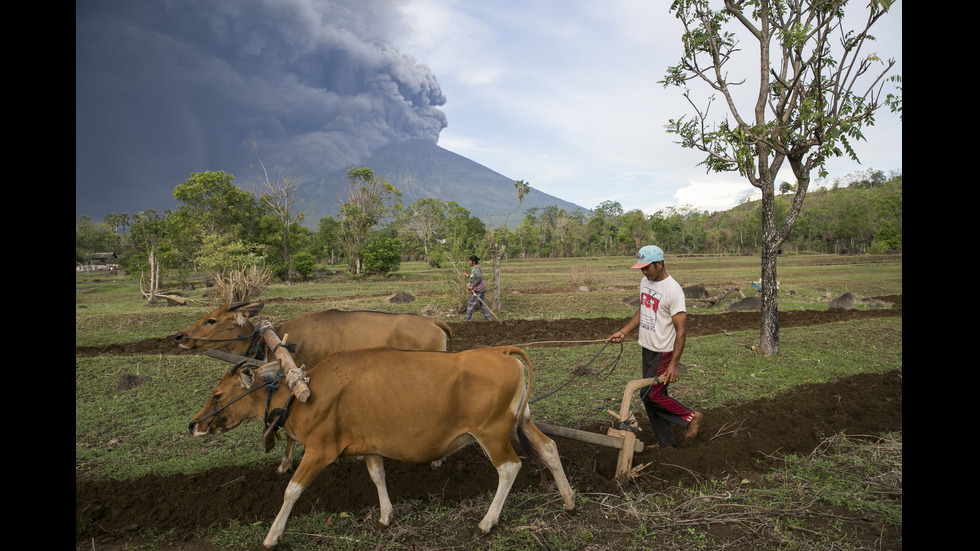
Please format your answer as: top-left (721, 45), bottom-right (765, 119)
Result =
top-left (362, 237), bottom-right (402, 276)
top-left (292, 252), bottom-right (317, 280)
top-left (212, 264), bottom-right (272, 303)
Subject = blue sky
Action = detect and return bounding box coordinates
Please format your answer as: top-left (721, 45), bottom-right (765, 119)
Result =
top-left (76, 0), bottom-right (902, 221)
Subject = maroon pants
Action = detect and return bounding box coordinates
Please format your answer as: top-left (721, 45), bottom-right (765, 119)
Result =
top-left (640, 348), bottom-right (695, 447)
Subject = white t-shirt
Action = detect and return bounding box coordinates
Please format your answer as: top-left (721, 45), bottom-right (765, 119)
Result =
top-left (637, 275), bottom-right (686, 352)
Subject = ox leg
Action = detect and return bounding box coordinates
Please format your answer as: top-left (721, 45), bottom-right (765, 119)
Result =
top-left (364, 455), bottom-right (394, 526)
top-left (263, 454), bottom-right (332, 549)
top-left (520, 419), bottom-right (577, 512)
top-left (277, 437), bottom-right (297, 474)
top-left (476, 460), bottom-right (522, 536)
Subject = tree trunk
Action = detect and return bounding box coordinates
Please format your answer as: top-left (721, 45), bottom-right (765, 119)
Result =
top-left (493, 242), bottom-right (504, 311)
top-left (758, 240), bottom-right (780, 355)
top-left (758, 183), bottom-right (780, 356)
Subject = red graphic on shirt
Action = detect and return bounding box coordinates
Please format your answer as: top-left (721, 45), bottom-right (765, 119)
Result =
top-left (641, 292), bottom-right (660, 313)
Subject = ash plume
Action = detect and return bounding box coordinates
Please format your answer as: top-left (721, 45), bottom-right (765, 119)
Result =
top-left (76, 0), bottom-right (447, 219)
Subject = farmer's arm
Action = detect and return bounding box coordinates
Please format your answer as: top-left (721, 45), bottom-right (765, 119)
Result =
top-left (606, 308), bottom-right (640, 343)
top-left (661, 312), bottom-right (687, 383)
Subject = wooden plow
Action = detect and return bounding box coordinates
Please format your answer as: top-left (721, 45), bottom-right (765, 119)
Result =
top-left (535, 376), bottom-right (661, 483)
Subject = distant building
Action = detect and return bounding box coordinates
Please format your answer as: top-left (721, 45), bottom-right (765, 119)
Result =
top-left (77, 251), bottom-right (119, 272)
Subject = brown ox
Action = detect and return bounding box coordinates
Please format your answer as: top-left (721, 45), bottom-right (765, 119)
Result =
top-left (175, 302), bottom-right (454, 473)
top-left (174, 302), bottom-right (454, 364)
top-left (188, 346), bottom-right (576, 548)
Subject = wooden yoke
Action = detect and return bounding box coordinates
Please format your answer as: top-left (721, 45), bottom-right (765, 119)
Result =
top-left (257, 320), bottom-right (311, 402)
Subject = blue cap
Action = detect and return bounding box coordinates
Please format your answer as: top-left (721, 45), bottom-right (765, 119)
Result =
top-left (631, 245), bottom-right (664, 268)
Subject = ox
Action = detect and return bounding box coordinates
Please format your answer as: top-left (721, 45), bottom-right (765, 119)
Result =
top-left (174, 302), bottom-right (454, 364)
top-left (175, 302), bottom-right (454, 473)
top-left (188, 346), bottom-right (576, 548)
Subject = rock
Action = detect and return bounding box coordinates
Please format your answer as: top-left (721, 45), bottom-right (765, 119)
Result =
top-left (684, 285), bottom-right (709, 299)
top-left (727, 297), bottom-right (762, 311)
top-left (117, 373), bottom-right (152, 391)
top-left (388, 291), bottom-right (416, 304)
top-left (828, 292), bottom-right (855, 310)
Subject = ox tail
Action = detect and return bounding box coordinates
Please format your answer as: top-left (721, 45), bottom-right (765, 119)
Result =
top-left (503, 346), bottom-right (534, 420)
top-left (507, 346), bottom-right (550, 474)
top-left (434, 319), bottom-right (455, 352)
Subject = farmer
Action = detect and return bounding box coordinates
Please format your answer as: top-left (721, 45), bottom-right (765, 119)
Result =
top-left (465, 255), bottom-right (492, 322)
top-left (605, 245), bottom-right (703, 448)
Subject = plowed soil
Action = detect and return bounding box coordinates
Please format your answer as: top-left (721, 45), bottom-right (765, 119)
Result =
top-left (76, 298), bottom-right (902, 550)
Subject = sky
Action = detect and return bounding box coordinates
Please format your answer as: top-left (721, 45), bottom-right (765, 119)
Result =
top-left (76, 0), bottom-right (902, 223)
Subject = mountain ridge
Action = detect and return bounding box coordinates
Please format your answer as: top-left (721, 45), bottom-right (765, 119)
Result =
top-left (298, 139), bottom-right (587, 228)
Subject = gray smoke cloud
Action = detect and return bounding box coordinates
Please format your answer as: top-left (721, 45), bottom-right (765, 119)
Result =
top-left (76, 0), bottom-right (447, 219)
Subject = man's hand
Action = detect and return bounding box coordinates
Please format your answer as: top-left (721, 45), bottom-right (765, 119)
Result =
top-left (606, 330), bottom-right (626, 343)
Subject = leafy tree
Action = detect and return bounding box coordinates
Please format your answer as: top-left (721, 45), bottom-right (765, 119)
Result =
top-left (255, 214), bottom-right (312, 278)
top-left (441, 202), bottom-right (486, 256)
top-left (171, 171), bottom-right (267, 277)
top-left (291, 251), bottom-right (318, 280)
top-left (75, 216), bottom-right (120, 263)
top-left (172, 171), bottom-right (263, 238)
top-left (870, 219), bottom-right (901, 252)
top-left (338, 168), bottom-right (402, 274)
top-left (592, 200), bottom-right (624, 254)
top-left (618, 209), bottom-right (649, 252)
top-left (311, 216), bottom-right (343, 265)
top-left (362, 237), bottom-right (402, 276)
top-left (103, 212), bottom-right (130, 236)
top-left (661, 0), bottom-right (901, 355)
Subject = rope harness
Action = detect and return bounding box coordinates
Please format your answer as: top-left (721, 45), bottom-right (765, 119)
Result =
top-left (180, 325), bottom-right (266, 359)
top-left (189, 361), bottom-right (292, 446)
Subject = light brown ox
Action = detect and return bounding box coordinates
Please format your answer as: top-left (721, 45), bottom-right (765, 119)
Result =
top-left (188, 346), bottom-right (576, 548)
top-left (175, 302), bottom-right (454, 473)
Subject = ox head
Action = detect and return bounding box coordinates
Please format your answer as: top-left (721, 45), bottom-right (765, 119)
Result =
top-left (173, 302), bottom-right (265, 352)
top-left (188, 361), bottom-right (281, 436)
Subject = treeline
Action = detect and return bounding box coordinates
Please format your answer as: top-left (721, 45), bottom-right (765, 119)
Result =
top-left (76, 168), bottom-right (902, 281)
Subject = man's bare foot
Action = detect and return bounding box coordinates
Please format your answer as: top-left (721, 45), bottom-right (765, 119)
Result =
top-left (685, 411), bottom-right (703, 439)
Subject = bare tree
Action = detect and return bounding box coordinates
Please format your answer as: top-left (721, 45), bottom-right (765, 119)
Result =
top-left (487, 180), bottom-right (530, 311)
top-left (661, 0), bottom-right (901, 355)
top-left (252, 144), bottom-right (309, 279)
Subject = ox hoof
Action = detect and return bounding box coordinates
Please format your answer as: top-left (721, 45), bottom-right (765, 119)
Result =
top-left (470, 526), bottom-right (492, 540)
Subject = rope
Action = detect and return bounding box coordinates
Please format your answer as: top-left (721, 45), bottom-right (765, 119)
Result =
top-left (181, 325), bottom-right (265, 359)
top-left (509, 338), bottom-right (607, 348)
top-left (181, 325), bottom-right (261, 344)
top-left (190, 370), bottom-right (284, 427)
top-left (529, 341), bottom-right (623, 404)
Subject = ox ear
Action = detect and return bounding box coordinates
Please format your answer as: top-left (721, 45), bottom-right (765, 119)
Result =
top-left (239, 367), bottom-right (257, 389)
top-left (233, 302), bottom-right (264, 326)
top-left (256, 361), bottom-right (281, 380)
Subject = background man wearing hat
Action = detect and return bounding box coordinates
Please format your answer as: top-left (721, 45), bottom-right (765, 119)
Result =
top-left (606, 245), bottom-right (703, 448)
